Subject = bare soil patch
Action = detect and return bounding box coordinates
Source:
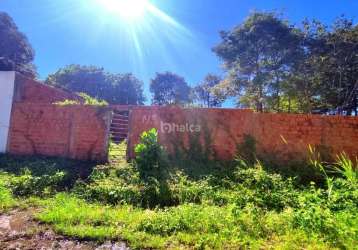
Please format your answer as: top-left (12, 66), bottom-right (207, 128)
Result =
top-left (0, 209), bottom-right (128, 250)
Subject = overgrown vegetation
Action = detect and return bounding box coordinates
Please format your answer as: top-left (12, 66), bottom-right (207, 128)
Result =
top-left (0, 154), bottom-right (95, 201)
top-left (0, 174), bottom-right (16, 212)
top-left (54, 92), bottom-right (108, 106)
top-left (0, 131), bottom-right (357, 249)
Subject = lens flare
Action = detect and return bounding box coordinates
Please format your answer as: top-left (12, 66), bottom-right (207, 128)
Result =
top-left (96, 0), bottom-right (149, 20)
top-left (88, 0), bottom-right (205, 80)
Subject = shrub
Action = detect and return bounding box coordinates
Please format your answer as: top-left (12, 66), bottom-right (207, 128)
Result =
top-left (0, 186), bottom-right (14, 210)
top-left (0, 174), bottom-right (16, 211)
top-left (73, 163), bottom-right (143, 206)
top-left (134, 128), bottom-right (167, 175)
top-left (228, 162), bottom-right (299, 211)
top-left (170, 172), bottom-right (211, 204)
top-left (8, 169), bottom-right (66, 196)
top-left (333, 153), bottom-right (357, 185)
top-left (0, 154), bottom-right (95, 188)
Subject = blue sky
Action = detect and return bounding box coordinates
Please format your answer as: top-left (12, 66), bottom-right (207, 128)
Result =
top-left (1, 0), bottom-right (357, 103)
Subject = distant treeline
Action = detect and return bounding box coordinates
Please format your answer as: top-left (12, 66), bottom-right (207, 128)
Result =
top-left (1, 11), bottom-right (357, 114)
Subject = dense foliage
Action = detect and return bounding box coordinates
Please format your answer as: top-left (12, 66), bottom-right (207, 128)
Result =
top-left (193, 74), bottom-right (225, 108)
top-left (0, 154), bottom-right (94, 197)
top-left (46, 64), bottom-right (145, 105)
top-left (150, 72), bottom-right (191, 105)
top-left (0, 12), bottom-right (37, 78)
top-left (214, 12), bottom-right (358, 114)
top-left (134, 128), bottom-right (167, 173)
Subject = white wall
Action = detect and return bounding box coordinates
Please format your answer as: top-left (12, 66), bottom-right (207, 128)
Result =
top-left (0, 71), bottom-right (15, 153)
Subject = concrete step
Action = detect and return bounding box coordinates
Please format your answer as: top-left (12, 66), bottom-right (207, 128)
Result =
top-left (113, 114), bottom-right (129, 119)
top-left (112, 119), bottom-right (129, 124)
top-left (111, 129), bottom-right (128, 136)
top-left (110, 128), bottom-right (128, 132)
top-left (113, 110), bottom-right (129, 115)
top-left (110, 124), bottom-right (128, 129)
top-left (111, 122), bottom-right (128, 126)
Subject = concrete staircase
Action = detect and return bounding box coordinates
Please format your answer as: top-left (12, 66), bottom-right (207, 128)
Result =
top-left (110, 110), bottom-right (129, 143)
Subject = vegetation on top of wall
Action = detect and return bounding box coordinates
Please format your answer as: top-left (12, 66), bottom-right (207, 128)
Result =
top-left (53, 99), bottom-right (80, 106)
top-left (53, 92), bottom-right (108, 106)
top-left (46, 64), bottom-right (145, 105)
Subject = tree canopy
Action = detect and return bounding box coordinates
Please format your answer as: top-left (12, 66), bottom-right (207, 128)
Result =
top-left (0, 12), bottom-right (37, 78)
top-left (214, 12), bottom-right (301, 112)
top-left (194, 74), bottom-right (225, 107)
top-left (214, 12), bottom-right (358, 115)
top-left (150, 72), bottom-right (191, 105)
top-left (45, 65), bottom-right (145, 105)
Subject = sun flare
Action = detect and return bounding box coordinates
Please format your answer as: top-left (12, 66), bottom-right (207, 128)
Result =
top-left (89, 0), bottom-right (197, 74)
top-left (96, 0), bottom-right (149, 20)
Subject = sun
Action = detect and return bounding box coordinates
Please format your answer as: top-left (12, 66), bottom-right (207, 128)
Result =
top-left (96, 0), bottom-right (149, 20)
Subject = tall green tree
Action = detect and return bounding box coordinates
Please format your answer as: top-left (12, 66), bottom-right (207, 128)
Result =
top-left (46, 65), bottom-right (145, 105)
top-left (213, 12), bottom-right (302, 112)
top-left (290, 17), bottom-right (358, 115)
top-left (0, 12), bottom-right (37, 78)
top-left (313, 18), bottom-right (358, 115)
top-left (194, 74), bottom-right (225, 107)
top-left (106, 73), bottom-right (146, 105)
top-left (150, 72), bottom-right (191, 105)
top-left (214, 12), bottom-right (358, 115)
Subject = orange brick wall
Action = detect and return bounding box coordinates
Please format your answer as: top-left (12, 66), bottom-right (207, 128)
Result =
top-left (13, 73), bottom-right (82, 104)
top-left (7, 72), bottom-right (358, 163)
top-left (127, 107), bottom-right (358, 162)
top-left (8, 104), bottom-right (111, 162)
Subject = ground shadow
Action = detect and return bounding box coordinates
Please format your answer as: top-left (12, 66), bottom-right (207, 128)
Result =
top-left (0, 154), bottom-right (97, 189)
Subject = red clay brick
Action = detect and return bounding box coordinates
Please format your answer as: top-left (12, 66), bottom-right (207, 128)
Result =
top-left (127, 107), bottom-right (358, 162)
top-left (8, 104), bottom-right (111, 162)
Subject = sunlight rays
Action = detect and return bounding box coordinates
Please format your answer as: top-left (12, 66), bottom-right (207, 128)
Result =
top-left (96, 0), bottom-right (149, 20)
top-left (87, 0), bottom-right (200, 78)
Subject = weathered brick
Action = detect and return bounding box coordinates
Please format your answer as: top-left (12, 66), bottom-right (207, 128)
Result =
top-left (8, 104), bottom-right (111, 162)
top-left (127, 107), bottom-right (358, 162)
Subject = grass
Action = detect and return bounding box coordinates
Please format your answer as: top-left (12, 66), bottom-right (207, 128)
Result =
top-left (0, 141), bottom-right (357, 249)
top-left (0, 182), bottom-right (16, 212)
top-left (36, 193), bottom-right (349, 249)
top-left (36, 159), bottom-right (357, 249)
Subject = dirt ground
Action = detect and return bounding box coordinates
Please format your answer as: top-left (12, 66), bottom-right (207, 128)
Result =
top-left (0, 209), bottom-right (129, 250)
